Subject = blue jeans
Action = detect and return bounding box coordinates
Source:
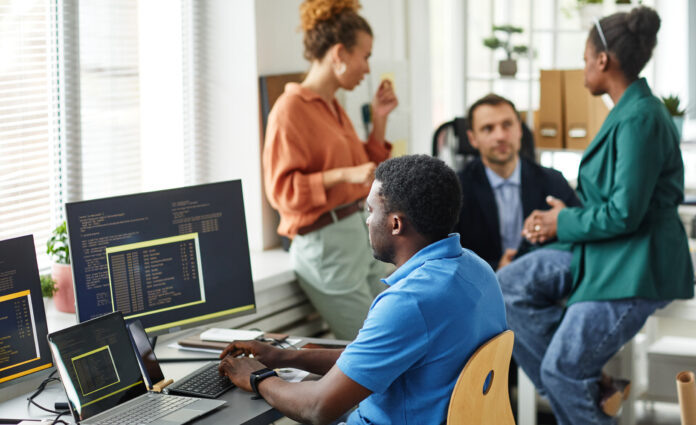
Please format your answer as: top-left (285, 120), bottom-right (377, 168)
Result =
top-left (497, 248), bottom-right (669, 425)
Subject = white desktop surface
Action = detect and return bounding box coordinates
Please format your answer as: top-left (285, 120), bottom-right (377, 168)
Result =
top-left (0, 249), bottom-right (294, 424)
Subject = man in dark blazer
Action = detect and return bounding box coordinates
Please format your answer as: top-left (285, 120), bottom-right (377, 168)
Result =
top-left (455, 94), bottom-right (580, 270)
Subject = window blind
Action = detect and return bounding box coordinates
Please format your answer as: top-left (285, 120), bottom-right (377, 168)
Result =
top-left (0, 0), bottom-right (63, 269)
top-left (77, 0), bottom-right (142, 200)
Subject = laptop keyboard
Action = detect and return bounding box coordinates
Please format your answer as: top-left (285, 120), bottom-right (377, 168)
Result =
top-left (91, 393), bottom-right (197, 424)
top-left (168, 362), bottom-right (235, 398)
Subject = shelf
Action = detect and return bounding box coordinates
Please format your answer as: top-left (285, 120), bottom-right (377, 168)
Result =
top-left (467, 73), bottom-right (540, 82)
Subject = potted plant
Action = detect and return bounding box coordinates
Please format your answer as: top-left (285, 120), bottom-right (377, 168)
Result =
top-left (47, 221), bottom-right (75, 313)
top-left (40, 274), bottom-right (57, 298)
top-left (483, 25), bottom-right (529, 78)
top-left (615, 0), bottom-right (635, 13)
top-left (661, 94), bottom-right (686, 139)
top-left (578, 0), bottom-right (604, 29)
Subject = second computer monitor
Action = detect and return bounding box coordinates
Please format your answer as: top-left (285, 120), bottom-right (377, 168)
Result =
top-left (0, 235), bottom-right (53, 392)
top-left (66, 180), bottom-right (256, 336)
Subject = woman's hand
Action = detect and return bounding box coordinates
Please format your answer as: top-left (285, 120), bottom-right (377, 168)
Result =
top-left (371, 80), bottom-right (398, 119)
top-left (344, 162), bottom-right (376, 185)
top-left (522, 196), bottom-right (566, 244)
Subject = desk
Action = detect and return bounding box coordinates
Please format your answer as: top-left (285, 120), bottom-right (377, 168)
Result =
top-left (0, 328), bottom-right (282, 425)
top-left (0, 331), bottom-right (347, 424)
top-left (0, 250), bottom-right (324, 424)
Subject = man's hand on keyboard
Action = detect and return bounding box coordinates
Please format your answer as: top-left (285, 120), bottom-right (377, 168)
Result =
top-left (218, 355), bottom-right (265, 392)
top-left (219, 340), bottom-right (284, 368)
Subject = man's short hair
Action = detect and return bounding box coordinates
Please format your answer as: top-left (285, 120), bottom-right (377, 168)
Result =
top-left (467, 94), bottom-right (520, 131)
top-left (375, 154), bottom-right (462, 241)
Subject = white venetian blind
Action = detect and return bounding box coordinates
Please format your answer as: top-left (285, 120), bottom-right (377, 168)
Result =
top-left (77, 0), bottom-right (142, 200)
top-left (0, 0), bottom-right (62, 269)
top-left (76, 0), bottom-right (196, 199)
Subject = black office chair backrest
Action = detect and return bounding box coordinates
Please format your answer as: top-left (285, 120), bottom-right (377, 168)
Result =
top-left (432, 117), bottom-right (536, 173)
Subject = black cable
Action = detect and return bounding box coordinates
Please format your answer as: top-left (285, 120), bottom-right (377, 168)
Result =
top-left (49, 410), bottom-right (69, 425)
top-left (27, 369), bottom-right (70, 421)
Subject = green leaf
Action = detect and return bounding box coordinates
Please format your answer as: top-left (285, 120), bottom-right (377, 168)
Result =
top-left (47, 221), bottom-right (70, 264)
top-left (492, 25), bottom-right (524, 34)
top-left (483, 36), bottom-right (503, 50)
top-left (40, 274), bottom-right (57, 298)
top-left (661, 94), bottom-right (686, 117)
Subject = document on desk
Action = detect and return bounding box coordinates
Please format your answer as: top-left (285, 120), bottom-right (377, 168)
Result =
top-left (276, 368), bottom-right (310, 383)
top-left (199, 328), bottom-right (264, 342)
top-left (169, 342), bottom-right (223, 354)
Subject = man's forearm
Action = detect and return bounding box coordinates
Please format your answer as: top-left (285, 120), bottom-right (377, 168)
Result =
top-left (258, 378), bottom-right (341, 425)
top-left (281, 348), bottom-right (343, 376)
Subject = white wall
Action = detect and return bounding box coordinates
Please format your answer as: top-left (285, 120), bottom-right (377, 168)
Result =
top-left (200, 0), bottom-right (264, 251)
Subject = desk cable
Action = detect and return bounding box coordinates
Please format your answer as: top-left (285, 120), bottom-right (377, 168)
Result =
top-left (26, 369), bottom-right (70, 424)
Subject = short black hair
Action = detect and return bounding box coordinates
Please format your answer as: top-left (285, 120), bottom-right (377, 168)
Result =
top-left (589, 6), bottom-right (660, 80)
top-left (467, 93), bottom-right (520, 131)
top-left (375, 154), bottom-right (462, 242)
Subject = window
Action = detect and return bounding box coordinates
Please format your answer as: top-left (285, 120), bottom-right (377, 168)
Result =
top-left (1, 0), bottom-right (197, 269)
top-left (0, 0), bottom-right (63, 269)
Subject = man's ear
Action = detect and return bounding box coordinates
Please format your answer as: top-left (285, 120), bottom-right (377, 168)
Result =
top-left (466, 130), bottom-right (478, 149)
top-left (391, 214), bottom-right (404, 236)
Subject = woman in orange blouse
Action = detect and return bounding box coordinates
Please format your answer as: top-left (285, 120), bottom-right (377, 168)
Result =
top-left (263, 0), bottom-right (398, 340)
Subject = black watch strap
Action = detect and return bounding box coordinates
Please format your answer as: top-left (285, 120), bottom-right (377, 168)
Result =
top-left (250, 368), bottom-right (278, 399)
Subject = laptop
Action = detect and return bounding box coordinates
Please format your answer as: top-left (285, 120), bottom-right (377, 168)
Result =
top-left (47, 312), bottom-right (225, 424)
top-left (127, 320), bottom-right (234, 399)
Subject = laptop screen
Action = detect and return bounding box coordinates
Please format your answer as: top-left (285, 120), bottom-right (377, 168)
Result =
top-left (47, 311), bottom-right (147, 421)
top-left (127, 319), bottom-right (165, 389)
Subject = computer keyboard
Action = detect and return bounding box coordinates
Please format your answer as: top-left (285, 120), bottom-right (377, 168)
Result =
top-left (167, 362), bottom-right (235, 398)
top-left (92, 393), bottom-right (197, 424)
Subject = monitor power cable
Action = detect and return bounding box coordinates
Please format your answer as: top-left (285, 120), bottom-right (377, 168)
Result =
top-left (26, 369), bottom-right (70, 424)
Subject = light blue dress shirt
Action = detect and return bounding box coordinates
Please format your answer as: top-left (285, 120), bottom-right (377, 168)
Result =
top-left (485, 160), bottom-right (523, 251)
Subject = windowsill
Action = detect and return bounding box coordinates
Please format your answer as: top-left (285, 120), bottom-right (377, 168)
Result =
top-left (249, 247), bottom-right (294, 292)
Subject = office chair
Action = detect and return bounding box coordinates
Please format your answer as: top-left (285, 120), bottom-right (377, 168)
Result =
top-left (447, 330), bottom-right (516, 425)
top-left (432, 117), bottom-right (536, 173)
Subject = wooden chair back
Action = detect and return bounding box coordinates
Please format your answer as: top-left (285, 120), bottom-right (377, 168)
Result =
top-left (447, 330), bottom-right (516, 424)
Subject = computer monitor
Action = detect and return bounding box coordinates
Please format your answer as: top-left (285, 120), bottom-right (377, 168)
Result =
top-left (0, 235), bottom-right (53, 391)
top-left (66, 180), bottom-right (256, 336)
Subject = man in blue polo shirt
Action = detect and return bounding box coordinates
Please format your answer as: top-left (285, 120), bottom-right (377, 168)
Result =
top-left (218, 154), bottom-right (508, 424)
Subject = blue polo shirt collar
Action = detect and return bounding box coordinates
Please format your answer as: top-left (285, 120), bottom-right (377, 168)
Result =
top-left (484, 157), bottom-right (521, 189)
top-left (382, 234), bottom-right (462, 286)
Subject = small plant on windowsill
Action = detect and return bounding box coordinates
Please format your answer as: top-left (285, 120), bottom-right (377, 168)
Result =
top-left (661, 94), bottom-right (687, 139)
top-left (483, 25), bottom-right (529, 78)
top-left (40, 274), bottom-right (57, 298)
top-left (46, 221), bottom-right (75, 313)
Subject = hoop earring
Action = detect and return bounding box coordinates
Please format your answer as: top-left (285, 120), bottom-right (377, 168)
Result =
top-left (335, 62), bottom-right (346, 76)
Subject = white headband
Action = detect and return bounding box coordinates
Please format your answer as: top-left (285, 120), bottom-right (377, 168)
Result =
top-left (593, 17), bottom-right (609, 51)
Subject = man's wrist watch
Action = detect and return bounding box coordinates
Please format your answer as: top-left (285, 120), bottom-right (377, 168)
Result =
top-left (250, 368), bottom-right (278, 399)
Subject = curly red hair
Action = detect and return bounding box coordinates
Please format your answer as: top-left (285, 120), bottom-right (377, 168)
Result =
top-left (299, 0), bottom-right (371, 61)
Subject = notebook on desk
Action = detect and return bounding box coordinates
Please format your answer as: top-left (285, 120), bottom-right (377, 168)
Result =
top-left (47, 312), bottom-right (225, 424)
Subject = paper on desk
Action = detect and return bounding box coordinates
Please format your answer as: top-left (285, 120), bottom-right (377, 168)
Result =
top-left (276, 368), bottom-right (310, 383)
top-left (199, 328), bottom-right (264, 342)
top-left (677, 371), bottom-right (696, 425)
top-left (169, 342), bottom-right (223, 354)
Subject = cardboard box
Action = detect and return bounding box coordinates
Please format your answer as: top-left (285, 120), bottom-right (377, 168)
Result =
top-left (536, 70), bottom-right (564, 149)
top-left (563, 69), bottom-right (609, 150)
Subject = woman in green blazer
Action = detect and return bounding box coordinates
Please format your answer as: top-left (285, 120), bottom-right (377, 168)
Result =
top-left (497, 7), bottom-right (694, 425)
